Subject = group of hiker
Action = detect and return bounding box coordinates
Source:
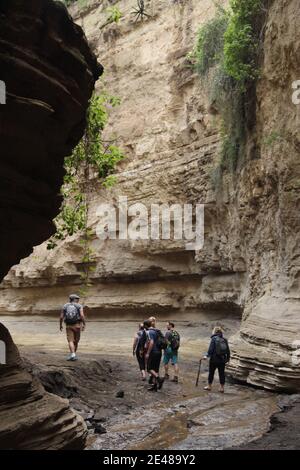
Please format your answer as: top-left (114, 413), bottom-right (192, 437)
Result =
top-left (60, 294), bottom-right (231, 393)
top-left (132, 317), bottom-right (181, 391)
top-left (132, 317), bottom-right (230, 393)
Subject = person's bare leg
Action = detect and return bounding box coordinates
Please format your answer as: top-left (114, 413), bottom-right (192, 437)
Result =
top-left (74, 329), bottom-right (81, 353)
top-left (148, 369), bottom-right (164, 391)
top-left (147, 369), bottom-right (158, 390)
top-left (164, 363), bottom-right (169, 378)
top-left (205, 362), bottom-right (215, 390)
top-left (68, 341), bottom-right (75, 354)
top-left (151, 370), bottom-right (160, 385)
top-left (172, 363), bottom-right (179, 382)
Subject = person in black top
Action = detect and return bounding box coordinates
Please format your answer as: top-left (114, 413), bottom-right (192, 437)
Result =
top-left (144, 319), bottom-right (164, 392)
top-left (203, 326), bottom-right (230, 393)
top-left (133, 323), bottom-right (147, 380)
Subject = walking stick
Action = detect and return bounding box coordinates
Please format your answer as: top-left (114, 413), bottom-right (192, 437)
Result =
top-left (195, 358), bottom-right (202, 387)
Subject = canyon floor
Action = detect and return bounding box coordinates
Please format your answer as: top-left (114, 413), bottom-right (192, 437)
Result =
top-left (2, 314), bottom-right (299, 450)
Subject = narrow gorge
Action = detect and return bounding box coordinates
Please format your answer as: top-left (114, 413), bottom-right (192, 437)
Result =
top-left (0, 0), bottom-right (300, 451)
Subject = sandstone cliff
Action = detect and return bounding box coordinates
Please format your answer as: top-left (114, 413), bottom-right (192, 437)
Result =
top-left (1, 0), bottom-right (300, 392)
top-left (0, 0), bottom-right (101, 449)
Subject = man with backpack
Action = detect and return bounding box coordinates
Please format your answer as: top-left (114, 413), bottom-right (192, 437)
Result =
top-left (60, 294), bottom-right (86, 361)
top-left (163, 322), bottom-right (180, 383)
top-left (144, 319), bottom-right (167, 392)
top-left (203, 326), bottom-right (230, 393)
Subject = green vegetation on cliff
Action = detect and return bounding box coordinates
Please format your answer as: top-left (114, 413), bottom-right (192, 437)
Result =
top-left (224, 0), bottom-right (263, 86)
top-left (62, 0), bottom-right (123, 23)
top-left (190, 0), bottom-right (267, 175)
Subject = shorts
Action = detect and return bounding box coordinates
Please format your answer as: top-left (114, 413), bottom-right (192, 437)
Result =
top-left (147, 351), bottom-right (162, 374)
top-left (163, 347), bottom-right (178, 365)
top-left (66, 323), bottom-right (81, 343)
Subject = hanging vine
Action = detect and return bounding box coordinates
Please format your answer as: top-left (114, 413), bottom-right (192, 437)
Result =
top-left (47, 92), bottom-right (124, 297)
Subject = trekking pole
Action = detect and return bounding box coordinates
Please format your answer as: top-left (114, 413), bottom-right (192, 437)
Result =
top-left (195, 358), bottom-right (202, 387)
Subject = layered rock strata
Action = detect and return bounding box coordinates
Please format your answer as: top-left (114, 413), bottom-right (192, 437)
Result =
top-left (0, 0), bottom-right (102, 449)
top-left (0, 324), bottom-right (87, 449)
top-left (1, 0), bottom-right (300, 391)
top-left (0, 0), bottom-right (102, 279)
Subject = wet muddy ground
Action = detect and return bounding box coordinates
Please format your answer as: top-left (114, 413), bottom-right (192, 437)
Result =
top-left (2, 315), bottom-right (298, 450)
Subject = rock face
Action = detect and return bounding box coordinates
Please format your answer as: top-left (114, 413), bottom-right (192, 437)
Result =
top-left (1, 0), bottom-right (300, 392)
top-left (0, 0), bottom-right (102, 279)
top-left (0, 324), bottom-right (87, 449)
top-left (0, 0), bottom-right (102, 449)
top-left (227, 0), bottom-right (300, 391)
top-left (0, 0), bottom-right (244, 319)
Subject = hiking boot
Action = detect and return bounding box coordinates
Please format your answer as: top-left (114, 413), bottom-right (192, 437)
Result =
top-left (67, 354), bottom-right (76, 361)
top-left (172, 376), bottom-right (178, 383)
top-left (148, 376), bottom-right (154, 385)
top-left (164, 374), bottom-right (170, 380)
top-left (157, 377), bottom-right (165, 390)
top-left (148, 384), bottom-right (158, 392)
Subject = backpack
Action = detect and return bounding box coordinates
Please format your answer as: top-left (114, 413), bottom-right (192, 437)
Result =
top-left (214, 336), bottom-right (229, 359)
top-left (169, 331), bottom-right (180, 351)
top-left (64, 303), bottom-right (81, 325)
top-left (137, 330), bottom-right (147, 350)
top-left (155, 329), bottom-right (168, 351)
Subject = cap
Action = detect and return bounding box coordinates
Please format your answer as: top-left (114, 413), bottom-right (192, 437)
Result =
top-left (69, 294), bottom-right (80, 301)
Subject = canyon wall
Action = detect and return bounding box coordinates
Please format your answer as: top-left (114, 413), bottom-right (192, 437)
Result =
top-left (0, 0), bottom-right (101, 448)
top-left (1, 0), bottom-right (300, 391)
top-left (1, 0), bottom-right (243, 318)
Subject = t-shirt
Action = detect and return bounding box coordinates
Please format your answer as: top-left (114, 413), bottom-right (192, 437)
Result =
top-left (164, 330), bottom-right (171, 352)
top-left (165, 331), bottom-right (172, 341)
top-left (147, 328), bottom-right (160, 354)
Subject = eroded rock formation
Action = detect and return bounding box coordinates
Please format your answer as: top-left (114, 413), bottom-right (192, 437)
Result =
top-left (0, 0), bottom-right (101, 449)
top-left (0, 324), bottom-right (87, 449)
top-left (227, 0), bottom-right (300, 390)
top-left (1, 0), bottom-right (300, 392)
top-left (0, 0), bottom-right (102, 279)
